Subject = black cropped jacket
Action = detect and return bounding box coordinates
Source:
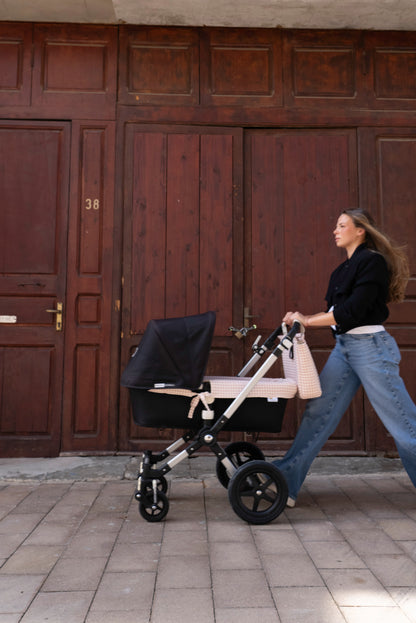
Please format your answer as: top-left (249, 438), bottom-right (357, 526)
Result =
top-left (325, 244), bottom-right (390, 335)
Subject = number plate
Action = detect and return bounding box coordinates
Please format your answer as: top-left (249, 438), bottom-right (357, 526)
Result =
top-left (0, 315), bottom-right (17, 323)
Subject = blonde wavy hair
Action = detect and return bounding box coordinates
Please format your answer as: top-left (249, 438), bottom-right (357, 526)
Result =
top-left (343, 209), bottom-right (409, 303)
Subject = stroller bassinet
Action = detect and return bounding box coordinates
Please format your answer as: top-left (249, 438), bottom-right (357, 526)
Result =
top-left (121, 311), bottom-right (320, 525)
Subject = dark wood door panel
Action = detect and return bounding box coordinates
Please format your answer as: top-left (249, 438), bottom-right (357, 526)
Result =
top-left (31, 24), bottom-right (117, 119)
top-left (61, 121), bottom-right (117, 453)
top-left (119, 124), bottom-right (244, 452)
top-left (0, 23), bottom-right (32, 107)
top-left (119, 26), bottom-right (200, 106)
top-left (0, 121), bottom-right (70, 456)
top-left (122, 126), bottom-right (242, 334)
top-left (245, 129), bottom-right (363, 453)
top-left (246, 129), bottom-right (358, 328)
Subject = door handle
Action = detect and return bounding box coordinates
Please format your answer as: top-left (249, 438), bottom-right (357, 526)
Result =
top-left (46, 302), bottom-right (63, 331)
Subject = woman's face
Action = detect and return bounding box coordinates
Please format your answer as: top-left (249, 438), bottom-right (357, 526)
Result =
top-left (333, 214), bottom-right (365, 256)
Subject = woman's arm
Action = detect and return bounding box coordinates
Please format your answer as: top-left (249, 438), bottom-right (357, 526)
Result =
top-left (283, 310), bottom-right (336, 329)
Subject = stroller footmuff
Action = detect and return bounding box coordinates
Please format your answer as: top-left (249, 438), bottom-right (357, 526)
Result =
top-left (121, 311), bottom-right (320, 524)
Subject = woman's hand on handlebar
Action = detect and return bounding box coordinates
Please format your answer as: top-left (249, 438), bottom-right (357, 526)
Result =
top-left (283, 311), bottom-right (308, 327)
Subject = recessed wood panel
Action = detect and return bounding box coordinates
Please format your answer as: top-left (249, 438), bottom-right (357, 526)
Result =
top-left (119, 27), bottom-right (199, 105)
top-left (73, 345), bottom-right (99, 435)
top-left (365, 32), bottom-right (416, 108)
top-left (0, 346), bottom-right (53, 436)
top-left (210, 47), bottom-right (272, 95)
top-left (77, 296), bottom-right (101, 325)
top-left (0, 127), bottom-right (63, 274)
top-left (0, 42), bottom-right (21, 88)
top-left (201, 29), bottom-right (282, 106)
top-left (292, 48), bottom-right (355, 97)
top-left (32, 24), bottom-right (117, 118)
top-left (284, 30), bottom-right (362, 107)
top-left (43, 43), bottom-right (107, 92)
top-left (129, 45), bottom-right (191, 93)
top-left (0, 23), bottom-right (32, 106)
top-left (374, 50), bottom-right (416, 99)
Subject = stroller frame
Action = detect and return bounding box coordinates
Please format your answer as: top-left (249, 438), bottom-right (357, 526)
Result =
top-left (131, 320), bottom-right (302, 525)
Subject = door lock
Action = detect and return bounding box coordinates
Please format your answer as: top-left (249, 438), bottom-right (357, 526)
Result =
top-left (46, 302), bottom-right (63, 331)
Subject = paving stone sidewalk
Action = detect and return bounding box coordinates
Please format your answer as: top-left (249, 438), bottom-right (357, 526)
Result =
top-left (1, 457), bottom-right (416, 622)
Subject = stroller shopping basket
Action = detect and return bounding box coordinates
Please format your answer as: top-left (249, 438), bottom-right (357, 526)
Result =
top-left (121, 311), bottom-right (320, 525)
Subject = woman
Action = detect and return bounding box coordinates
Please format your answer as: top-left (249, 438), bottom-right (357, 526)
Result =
top-left (273, 209), bottom-right (416, 507)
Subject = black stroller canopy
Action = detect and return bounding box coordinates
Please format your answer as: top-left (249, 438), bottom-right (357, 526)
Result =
top-left (121, 311), bottom-right (216, 391)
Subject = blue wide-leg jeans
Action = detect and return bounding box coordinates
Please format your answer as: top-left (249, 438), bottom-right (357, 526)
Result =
top-left (272, 331), bottom-right (416, 500)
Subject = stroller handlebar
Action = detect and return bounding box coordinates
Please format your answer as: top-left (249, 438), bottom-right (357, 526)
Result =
top-left (263, 321), bottom-right (302, 349)
top-left (288, 320), bottom-right (302, 336)
top-left (263, 326), bottom-right (281, 349)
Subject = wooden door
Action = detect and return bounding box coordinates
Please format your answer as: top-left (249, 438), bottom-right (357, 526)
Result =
top-left (119, 124), bottom-right (244, 451)
top-left (0, 122), bottom-right (70, 456)
top-left (245, 129), bottom-right (362, 454)
top-left (359, 127), bottom-right (416, 455)
top-left (60, 121), bottom-right (116, 453)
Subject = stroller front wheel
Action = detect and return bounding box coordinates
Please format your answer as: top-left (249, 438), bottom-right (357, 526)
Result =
top-left (228, 460), bottom-right (288, 525)
top-left (139, 490), bottom-right (170, 522)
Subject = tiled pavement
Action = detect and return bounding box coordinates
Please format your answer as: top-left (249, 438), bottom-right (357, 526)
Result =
top-left (1, 457), bottom-right (416, 622)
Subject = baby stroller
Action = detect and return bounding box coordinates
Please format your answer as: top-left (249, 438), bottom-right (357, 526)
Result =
top-left (121, 311), bottom-right (320, 525)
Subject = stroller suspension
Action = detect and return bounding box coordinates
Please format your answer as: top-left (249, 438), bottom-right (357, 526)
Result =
top-left (135, 420), bottom-right (288, 525)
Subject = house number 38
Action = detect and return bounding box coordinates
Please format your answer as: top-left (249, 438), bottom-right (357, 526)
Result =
top-left (85, 198), bottom-right (100, 210)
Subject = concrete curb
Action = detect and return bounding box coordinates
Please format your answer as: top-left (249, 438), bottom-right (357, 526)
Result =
top-left (0, 455), bottom-right (406, 483)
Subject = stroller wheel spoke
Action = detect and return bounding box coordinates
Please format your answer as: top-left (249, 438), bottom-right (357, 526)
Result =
top-left (250, 497), bottom-right (260, 512)
top-left (261, 491), bottom-right (277, 504)
top-left (259, 476), bottom-right (274, 489)
top-left (240, 487), bottom-right (257, 499)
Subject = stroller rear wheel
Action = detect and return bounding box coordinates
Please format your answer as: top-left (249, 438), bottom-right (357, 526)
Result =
top-left (139, 490), bottom-right (169, 522)
top-left (228, 460), bottom-right (288, 524)
top-left (216, 441), bottom-right (265, 488)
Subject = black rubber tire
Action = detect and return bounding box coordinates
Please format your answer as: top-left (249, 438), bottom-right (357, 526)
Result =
top-left (228, 460), bottom-right (288, 524)
top-left (216, 441), bottom-right (265, 488)
top-left (139, 490), bottom-right (170, 522)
